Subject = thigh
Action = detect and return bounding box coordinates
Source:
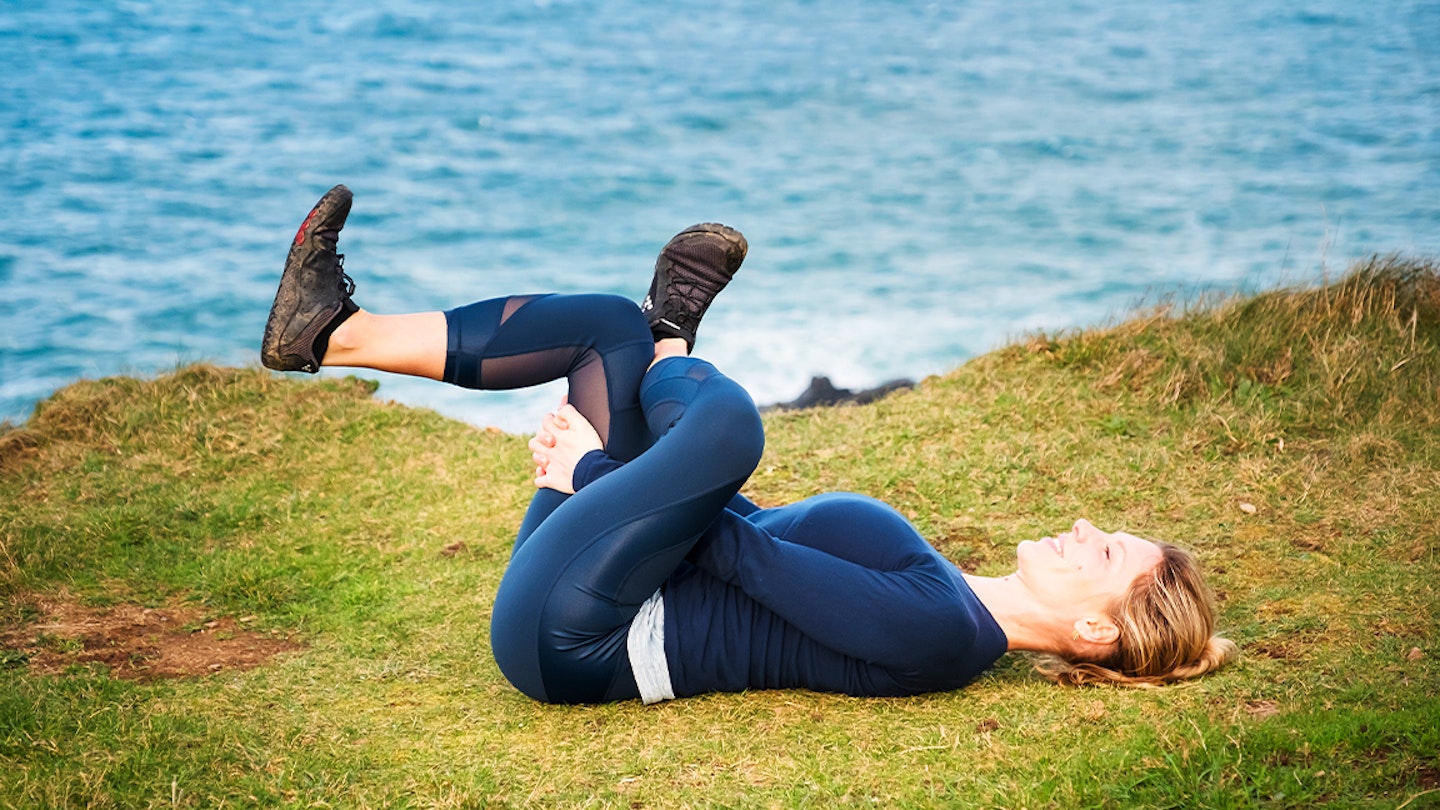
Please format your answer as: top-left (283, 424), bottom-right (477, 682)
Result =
top-left (750, 493), bottom-right (937, 571)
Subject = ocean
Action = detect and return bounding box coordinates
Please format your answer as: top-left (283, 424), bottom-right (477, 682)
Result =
top-left (3, 0), bottom-right (1437, 431)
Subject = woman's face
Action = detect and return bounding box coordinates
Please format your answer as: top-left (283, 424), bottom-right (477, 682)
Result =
top-left (1015, 519), bottom-right (1164, 618)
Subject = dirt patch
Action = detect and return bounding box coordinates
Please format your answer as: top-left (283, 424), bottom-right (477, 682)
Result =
top-left (1250, 638), bottom-right (1303, 659)
top-left (1, 595), bottom-right (301, 681)
top-left (1242, 699), bottom-right (1280, 720)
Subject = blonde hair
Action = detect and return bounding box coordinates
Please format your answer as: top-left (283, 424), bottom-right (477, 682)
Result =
top-left (1035, 542), bottom-right (1237, 687)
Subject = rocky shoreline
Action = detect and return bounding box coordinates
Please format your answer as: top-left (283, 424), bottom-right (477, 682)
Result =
top-left (765, 375), bottom-right (916, 411)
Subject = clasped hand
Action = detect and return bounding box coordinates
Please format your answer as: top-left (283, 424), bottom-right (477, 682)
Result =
top-left (527, 398), bottom-right (603, 494)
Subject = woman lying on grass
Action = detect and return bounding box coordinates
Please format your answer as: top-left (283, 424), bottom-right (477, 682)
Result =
top-left (261, 185), bottom-right (1237, 704)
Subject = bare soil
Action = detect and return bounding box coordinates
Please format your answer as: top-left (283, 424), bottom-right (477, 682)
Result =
top-left (2, 594), bottom-right (300, 681)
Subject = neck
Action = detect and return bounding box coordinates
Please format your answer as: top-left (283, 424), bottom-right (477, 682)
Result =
top-left (962, 572), bottom-right (1070, 654)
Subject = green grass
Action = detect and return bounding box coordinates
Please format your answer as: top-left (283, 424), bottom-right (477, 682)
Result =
top-left (2, 255), bottom-right (1438, 808)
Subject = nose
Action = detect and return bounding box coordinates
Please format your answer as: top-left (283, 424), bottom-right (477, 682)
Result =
top-left (1072, 519), bottom-right (1096, 541)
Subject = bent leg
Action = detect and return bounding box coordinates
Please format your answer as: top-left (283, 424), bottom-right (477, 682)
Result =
top-left (325, 293), bottom-right (654, 459)
top-left (490, 358), bottom-right (764, 703)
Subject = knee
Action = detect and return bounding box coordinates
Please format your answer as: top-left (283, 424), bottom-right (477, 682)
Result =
top-left (642, 363), bottom-right (766, 476)
top-left (575, 294), bottom-right (650, 343)
top-left (693, 378), bottom-right (766, 482)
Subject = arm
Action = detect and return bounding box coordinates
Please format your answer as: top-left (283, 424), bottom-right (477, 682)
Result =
top-left (690, 507), bottom-right (978, 671)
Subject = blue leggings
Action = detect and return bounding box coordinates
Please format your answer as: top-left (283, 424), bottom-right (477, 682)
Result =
top-left (443, 293), bottom-right (763, 703)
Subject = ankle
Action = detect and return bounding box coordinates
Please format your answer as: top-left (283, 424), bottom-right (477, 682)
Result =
top-left (324, 308), bottom-right (368, 355)
top-left (649, 338), bottom-right (689, 369)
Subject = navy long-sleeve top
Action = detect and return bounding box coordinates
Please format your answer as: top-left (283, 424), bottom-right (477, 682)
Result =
top-left (662, 492), bottom-right (1008, 698)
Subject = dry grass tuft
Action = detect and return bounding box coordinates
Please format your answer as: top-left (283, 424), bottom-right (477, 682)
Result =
top-left (1027, 254), bottom-right (1440, 423)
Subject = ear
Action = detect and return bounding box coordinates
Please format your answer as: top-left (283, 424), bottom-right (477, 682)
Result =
top-left (1073, 617), bottom-right (1120, 646)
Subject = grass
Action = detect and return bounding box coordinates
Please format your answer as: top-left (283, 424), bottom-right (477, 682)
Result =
top-left (2, 255), bottom-right (1438, 808)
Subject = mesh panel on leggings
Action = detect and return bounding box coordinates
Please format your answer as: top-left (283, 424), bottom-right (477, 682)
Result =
top-left (501, 295), bottom-right (539, 323)
top-left (481, 348), bottom-right (613, 447)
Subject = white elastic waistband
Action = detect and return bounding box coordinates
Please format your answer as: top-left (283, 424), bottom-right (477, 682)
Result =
top-left (627, 589), bottom-right (675, 705)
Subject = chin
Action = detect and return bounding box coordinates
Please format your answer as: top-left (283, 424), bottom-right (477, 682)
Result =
top-left (1014, 540), bottom-right (1041, 570)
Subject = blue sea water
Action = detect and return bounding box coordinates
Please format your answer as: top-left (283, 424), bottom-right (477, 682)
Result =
top-left (2, 0), bottom-right (1437, 431)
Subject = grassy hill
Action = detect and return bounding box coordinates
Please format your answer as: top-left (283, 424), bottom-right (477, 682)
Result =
top-left (2, 255), bottom-right (1437, 808)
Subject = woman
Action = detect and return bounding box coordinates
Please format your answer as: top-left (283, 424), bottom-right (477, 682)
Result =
top-left (262, 185), bottom-right (1236, 704)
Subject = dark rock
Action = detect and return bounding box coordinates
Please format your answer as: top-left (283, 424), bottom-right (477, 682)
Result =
top-left (767, 375), bottom-right (916, 411)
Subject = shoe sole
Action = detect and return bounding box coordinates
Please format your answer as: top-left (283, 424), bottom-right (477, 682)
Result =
top-left (261, 185), bottom-right (352, 371)
top-left (645, 222), bottom-right (748, 315)
top-left (661, 223), bottom-right (748, 279)
top-left (642, 223), bottom-right (748, 350)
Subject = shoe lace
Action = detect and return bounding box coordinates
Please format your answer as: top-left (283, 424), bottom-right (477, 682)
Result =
top-left (336, 254), bottom-right (355, 298)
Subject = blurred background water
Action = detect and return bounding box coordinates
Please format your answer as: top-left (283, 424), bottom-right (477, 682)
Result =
top-left (3, 0), bottom-right (1437, 431)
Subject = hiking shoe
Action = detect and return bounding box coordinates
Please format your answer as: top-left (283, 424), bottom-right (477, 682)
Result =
top-left (639, 223), bottom-right (747, 351)
top-left (261, 184), bottom-right (358, 373)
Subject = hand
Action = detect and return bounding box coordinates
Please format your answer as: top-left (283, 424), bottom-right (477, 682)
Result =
top-left (527, 399), bottom-right (603, 494)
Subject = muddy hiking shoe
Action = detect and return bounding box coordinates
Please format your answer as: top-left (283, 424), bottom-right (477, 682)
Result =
top-left (640, 223), bottom-right (747, 352)
top-left (261, 184), bottom-right (358, 373)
